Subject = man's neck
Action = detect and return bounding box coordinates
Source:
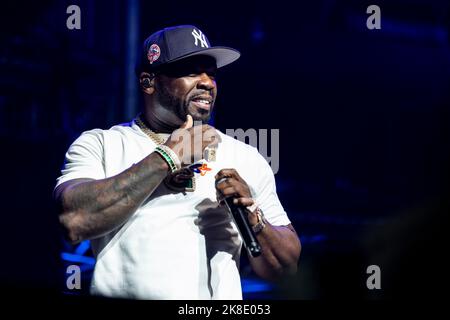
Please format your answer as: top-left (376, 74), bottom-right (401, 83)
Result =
top-left (142, 104), bottom-right (183, 134)
top-left (144, 115), bottom-right (177, 134)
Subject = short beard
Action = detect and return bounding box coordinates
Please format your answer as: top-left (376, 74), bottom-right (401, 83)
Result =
top-left (155, 82), bottom-right (186, 122)
top-left (155, 82), bottom-right (211, 124)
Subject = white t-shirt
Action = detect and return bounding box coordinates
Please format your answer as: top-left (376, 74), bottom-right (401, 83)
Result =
top-left (55, 120), bottom-right (291, 300)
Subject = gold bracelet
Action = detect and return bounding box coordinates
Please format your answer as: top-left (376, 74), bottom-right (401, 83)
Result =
top-left (252, 207), bottom-right (266, 234)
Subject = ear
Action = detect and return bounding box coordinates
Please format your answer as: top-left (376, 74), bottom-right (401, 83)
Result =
top-left (139, 72), bottom-right (156, 94)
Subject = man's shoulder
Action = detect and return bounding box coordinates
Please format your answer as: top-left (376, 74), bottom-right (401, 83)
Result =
top-left (88, 121), bottom-right (137, 137)
top-left (109, 121), bottom-right (135, 133)
top-left (73, 121), bottom-right (137, 147)
top-left (78, 121), bottom-right (133, 135)
top-left (217, 129), bottom-right (272, 170)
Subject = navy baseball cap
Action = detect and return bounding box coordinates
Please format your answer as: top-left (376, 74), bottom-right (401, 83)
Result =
top-left (136, 25), bottom-right (240, 75)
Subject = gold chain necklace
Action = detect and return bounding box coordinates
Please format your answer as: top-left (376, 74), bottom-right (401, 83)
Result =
top-left (135, 114), bottom-right (217, 162)
top-left (135, 116), bottom-right (168, 145)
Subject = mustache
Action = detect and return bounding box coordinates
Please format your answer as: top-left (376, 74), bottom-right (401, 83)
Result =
top-left (189, 91), bottom-right (215, 102)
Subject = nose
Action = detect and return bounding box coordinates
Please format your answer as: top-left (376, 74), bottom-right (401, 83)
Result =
top-left (197, 72), bottom-right (216, 91)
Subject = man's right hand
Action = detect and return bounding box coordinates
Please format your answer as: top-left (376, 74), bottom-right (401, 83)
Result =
top-left (164, 115), bottom-right (220, 166)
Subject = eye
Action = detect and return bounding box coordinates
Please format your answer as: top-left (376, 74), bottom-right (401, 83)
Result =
top-left (187, 72), bottom-right (216, 81)
top-left (208, 72), bottom-right (217, 80)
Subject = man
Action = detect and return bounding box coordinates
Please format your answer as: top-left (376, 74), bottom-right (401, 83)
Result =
top-left (54, 25), bottom-right (300, 299)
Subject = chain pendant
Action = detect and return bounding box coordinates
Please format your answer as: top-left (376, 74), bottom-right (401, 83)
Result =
top-left (204, 146), bottom-right (217, 162)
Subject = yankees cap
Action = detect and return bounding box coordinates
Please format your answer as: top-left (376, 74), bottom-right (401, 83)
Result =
top-left (136, 25), bottom-right (240, 75)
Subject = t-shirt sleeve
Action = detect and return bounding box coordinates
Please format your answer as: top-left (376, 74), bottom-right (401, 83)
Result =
top-left (251, 150), bottom-right (291, 227)
top-left (55, 129), bottom-right (106, 188)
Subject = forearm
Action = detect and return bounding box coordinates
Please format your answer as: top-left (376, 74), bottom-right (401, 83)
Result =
top-left (249, 224), bottom-right (301, 280)
top-left (56, 152), bottom-right (169, 243)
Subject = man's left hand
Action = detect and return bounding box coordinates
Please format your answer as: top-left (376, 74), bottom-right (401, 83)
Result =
top-left (215, 168), bottom-right (258, 225)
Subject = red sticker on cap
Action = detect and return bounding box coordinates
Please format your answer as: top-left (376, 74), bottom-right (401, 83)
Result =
top-left (147, 44), bottom-right (161, 64)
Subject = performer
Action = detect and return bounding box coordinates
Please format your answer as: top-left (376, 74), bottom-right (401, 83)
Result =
top-left (54, 25), bottom-right (301, 299)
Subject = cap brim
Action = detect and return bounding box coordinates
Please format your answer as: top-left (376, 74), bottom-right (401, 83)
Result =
top-left (168, 46), bottom-right (240, 68)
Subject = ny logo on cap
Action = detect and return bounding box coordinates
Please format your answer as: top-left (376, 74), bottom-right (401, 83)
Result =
top-left (191, 29), bottom-right (208, 48)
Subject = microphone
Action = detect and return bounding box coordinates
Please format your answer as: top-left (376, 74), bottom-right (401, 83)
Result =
top-left (216, 177), bottom-right (262, 257)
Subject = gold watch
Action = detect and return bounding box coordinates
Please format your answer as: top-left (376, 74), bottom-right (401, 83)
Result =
top-left (252, 207), bottom-right (266, 234)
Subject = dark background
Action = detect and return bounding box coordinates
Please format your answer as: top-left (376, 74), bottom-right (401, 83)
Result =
top-left (0, 0), bottom-right (449, 300)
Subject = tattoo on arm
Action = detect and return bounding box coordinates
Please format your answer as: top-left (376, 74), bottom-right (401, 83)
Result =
top-left (56, 152), bottom-right (169, 243)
